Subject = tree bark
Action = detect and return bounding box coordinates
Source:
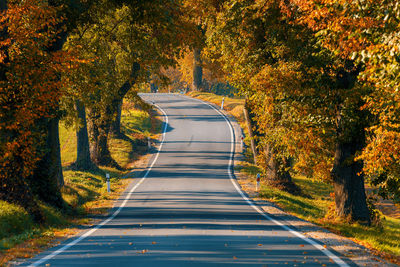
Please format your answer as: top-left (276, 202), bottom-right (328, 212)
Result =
top-left (192, 48), bottom-right (203, 91)
top-left (110, 99), bottom-right (123, 137)
top-left (29, 117), bottom-right (65, 209)
top-left (331, 65), bottom-right (370, 225)
top-left (331, 109), bottom-right (370, 225)
top-left (87, 107), bottom-right (119, 168)
top-left (243, 99), bottom-right (257, 163)
top-left (75, 100), bottom-right (94, 170)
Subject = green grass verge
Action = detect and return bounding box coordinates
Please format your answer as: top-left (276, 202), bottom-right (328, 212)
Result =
top-left (238, 162), bottom-right (400, 258)
top-left (0, 101), bottom-right (161, 262)
top-left (0, 201), bottom-right (68, 252)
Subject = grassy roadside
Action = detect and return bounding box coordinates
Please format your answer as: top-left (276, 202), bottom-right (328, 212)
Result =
top-left (188, 92), bottom-right (245, 125)
top-left (188, 91), bottom-right (400, 264)
top-left (0, 101), bottom-right (162, 265)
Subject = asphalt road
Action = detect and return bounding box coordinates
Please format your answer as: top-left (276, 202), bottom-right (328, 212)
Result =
top-left (22, 94), bottom-right (353, 266)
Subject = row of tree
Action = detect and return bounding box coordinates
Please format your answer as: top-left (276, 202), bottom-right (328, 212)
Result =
top-left (0, 0), bottom-right (198, 222)
top-left (199, 0), bottom-right (399, 225)
top-left (163, 0), bottom-right (399, 225)
top-left (0, 0), bottom-right (399, 227)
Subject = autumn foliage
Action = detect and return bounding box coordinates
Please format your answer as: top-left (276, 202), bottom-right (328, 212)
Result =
top-left (0, 0), bottom-right (399, 228)
top-left (282, 0), bottom-right (400, 203)
top-left (0, 0), bottom-right (74, 219)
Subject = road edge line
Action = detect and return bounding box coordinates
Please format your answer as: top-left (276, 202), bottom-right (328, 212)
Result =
top-left (188, 95), bottom-right (350, 267)
top-left (29, 104), bottom-right (169, 267)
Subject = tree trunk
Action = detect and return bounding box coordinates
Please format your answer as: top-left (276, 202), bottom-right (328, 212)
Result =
top-left (110, 99), bottom-right (123, 137)
top-left (243, 100), bottom-right (257, 163)
top-left (87, 107), bottom-right (119, 168)
top-left (29, 0), bottom-right (69, 209)
top-left (150, 82), bottom-right (158, 93)
top-left (110, 62), bottom-right (140, 137)
top-left (331, 110), bottom-right (370, 225)
top-left (264, 144), bottom-right (301, 195)
top-left (74, 100), bottom-right (94, 170)
top-left (331, 64), bottom-right (370, 225)
top-left (86, 62), bottom-right (139, 169)
top-left (192, 48), bottom-right (203, 91)
top-left (29, 117), bottom-right (65, 209)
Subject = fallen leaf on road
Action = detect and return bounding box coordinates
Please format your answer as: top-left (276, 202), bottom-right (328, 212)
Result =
top-left (233, 256), bottom-right (237, 260)
top-left (258, 244), bottom-right (263, 246)
top-left (152, 242), bottom-right (157, 244)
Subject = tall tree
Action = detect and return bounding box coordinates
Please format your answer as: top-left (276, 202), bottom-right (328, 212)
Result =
top-left (0, 0), bottom-right (73, 217)
top-left (281, 0), bottom-right (398, 220)
top-left (74, 100), bottom-right (94, 170)
top-left (66, 1), bottom-right (191, 166)
top-left (206, 0), bottom-right (372, 223)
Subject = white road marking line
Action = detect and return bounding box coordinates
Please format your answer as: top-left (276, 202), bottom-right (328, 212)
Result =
top-left (190, 96), bottom-right (349, 267)
top-left (29, 103), bottom-right (168, 267)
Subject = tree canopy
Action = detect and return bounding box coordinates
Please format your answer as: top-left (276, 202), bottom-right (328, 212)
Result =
top-left (0, 0), bottom-right (399, 225)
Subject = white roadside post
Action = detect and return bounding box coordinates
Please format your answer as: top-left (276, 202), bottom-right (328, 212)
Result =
top-left (221, 97), bottom-right (225, 110)
top-left (106, 173), bottom-right (111, 193)
top-left (147, 136), bottom-right (151, 149)
top-left (240, 135), bottom-right (244, 151)
top-left (256, 173), bottom-right (260, 192)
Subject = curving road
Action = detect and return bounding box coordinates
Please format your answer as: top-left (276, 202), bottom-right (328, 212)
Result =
top-left (22, 94), bottom-right (354, 266)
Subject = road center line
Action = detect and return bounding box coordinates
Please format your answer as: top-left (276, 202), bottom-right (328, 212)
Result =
top-left (189, 95), bottom-right (349, 267)
top-left (29, 103), bottom-right (169, 267)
